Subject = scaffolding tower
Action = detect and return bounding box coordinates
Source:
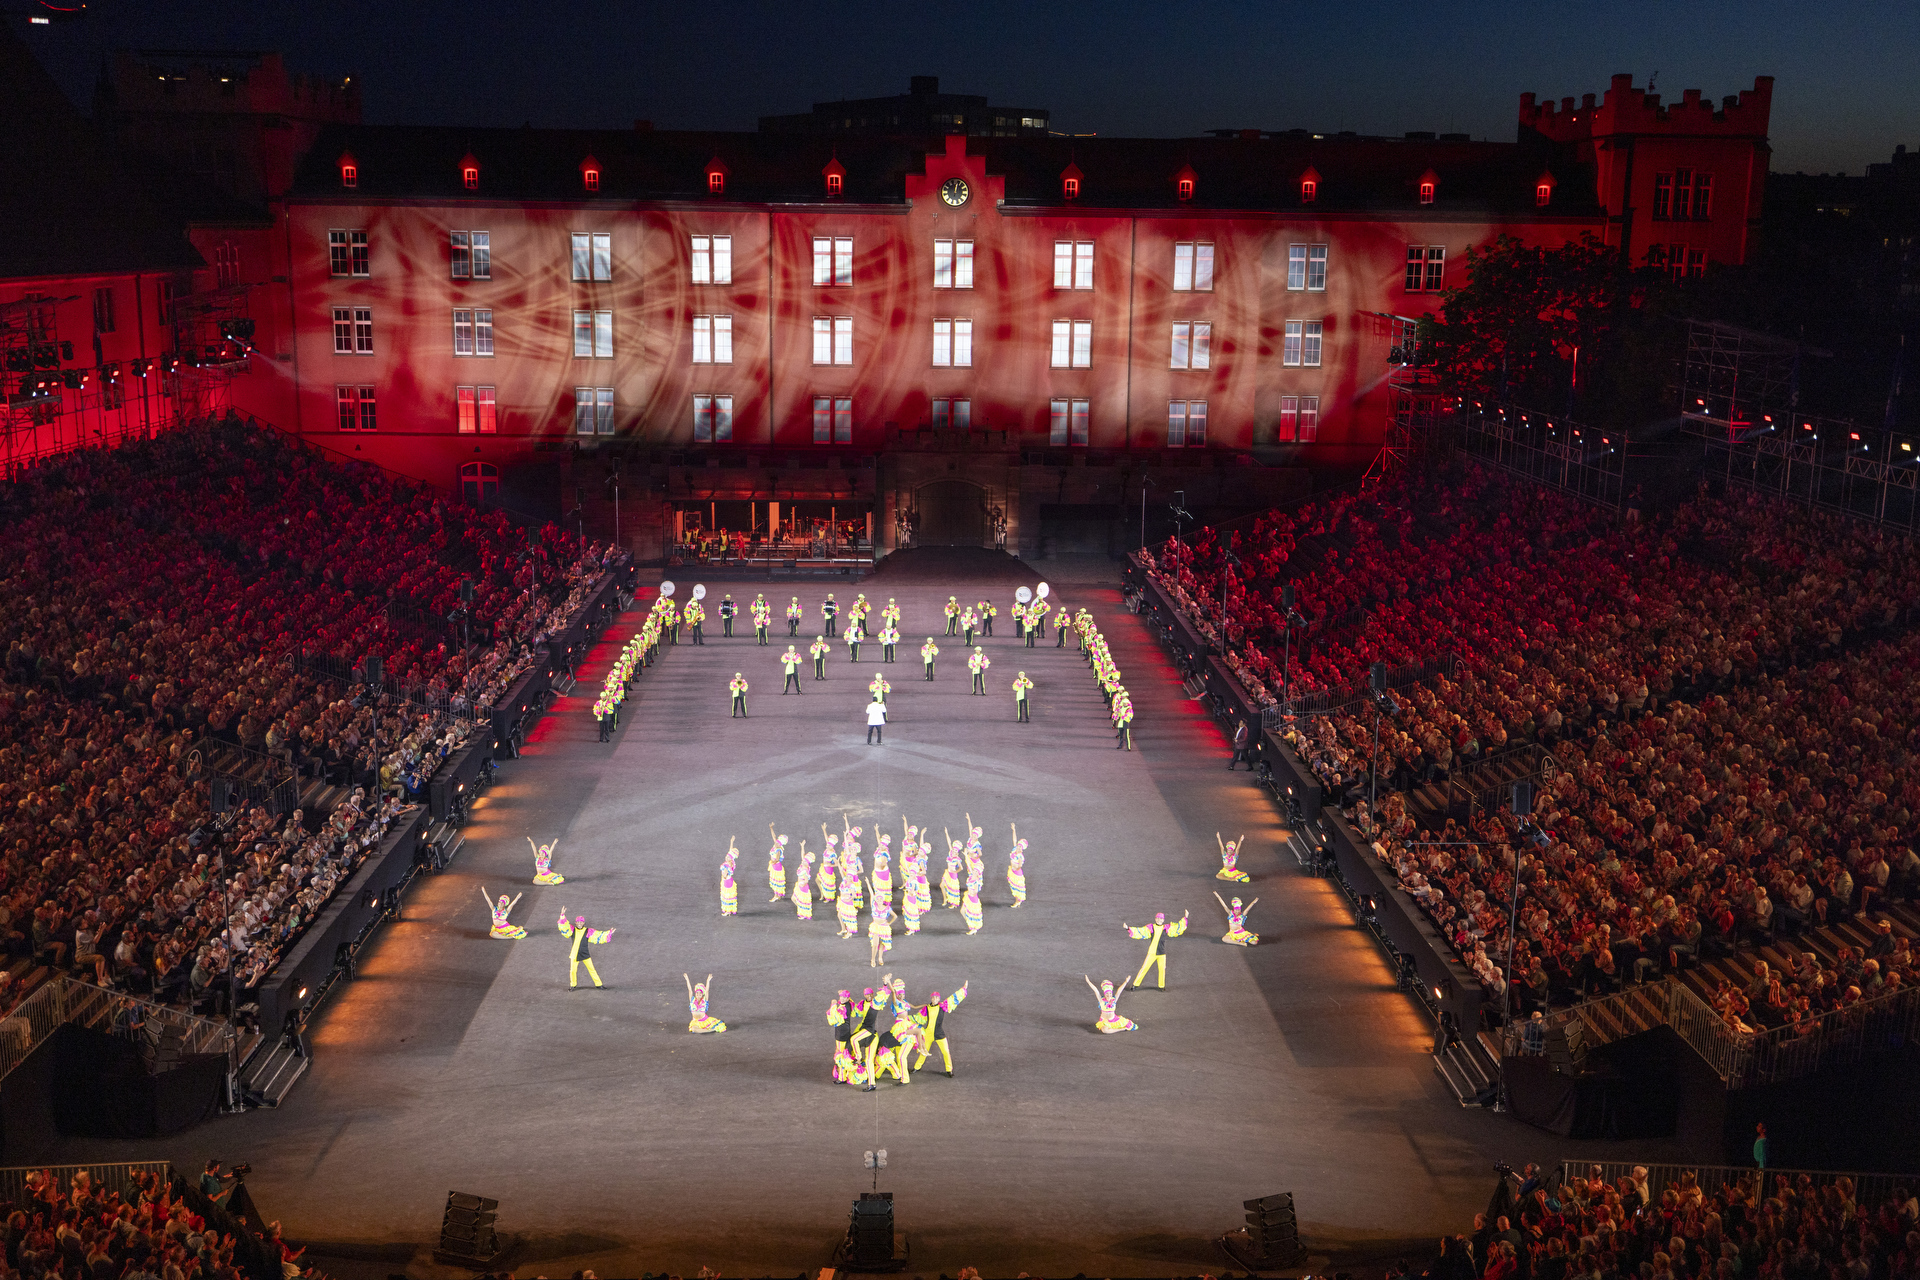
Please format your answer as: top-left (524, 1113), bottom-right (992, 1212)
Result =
top-left (1362, 312), bottom-right (1452, 488)
top-left (2, 296), bottom-right (69, 473)
top-left (1679, 318), bottom-right (1809, 429)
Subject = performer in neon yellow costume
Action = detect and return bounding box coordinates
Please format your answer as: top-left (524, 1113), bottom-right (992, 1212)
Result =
top-left (1086, 975), bottom-right (1137, 1032)
top-left (1215, 832), bottom-right (1251, 882)
top-left (913, 982), bottom-right (969, 1076)
top-left (1124, 910), bottom-right (1190, 989)
top-left (530, 836), bottom-right (564, 885)
top-left (816, 830), bottom-right (839, 903)
top-left (720, 838), bottom-right (739, 917)
top-left (1214, 891), bottom-right (1260, 946)
top-left (480, 888), bottom-right (526, 939)
top-left (867, 888), bottom-right (895, 967)
top-left (767, 826), bottom-right (789, 901)
top-left (558, 909), bottom-right (615, 989)
top-left (828, 991), bottom-right (868, 1086)
top-left (940, 834), bottom-right (963, 908)
top-left (1007, 824), bottom-right (1028, 907)
top-left (791, 844), bottom-right (816, 921)
top-left (684, 973), bottom-right (726, 1032)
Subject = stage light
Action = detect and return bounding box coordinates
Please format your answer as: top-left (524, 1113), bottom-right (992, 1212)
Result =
top-left (220, 318), bottom-right (256, 343)
top-left (296, 986), bottom-right (308, 1000)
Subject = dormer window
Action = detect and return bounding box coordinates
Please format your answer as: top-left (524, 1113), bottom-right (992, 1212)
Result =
top-left (708, 170), bottom-right (726, 194)
top-left (827, 172), bottom-right (842, 196)
top-left (822, 155), bottom-right (846, 198)
top-left (460, 153), bottom-right (480, 190)
top-left (1061, 161), bottom-right (1084, 201)
top-left (338, 152), bottom-right (357, 189)
top-left (1534, 171), bottom-right (1557, 208)
top-left (1174, 163), bottom-right (1197, 202)
top-left (1419, 180), bottom-right (1435, 205)
top-left (1178, 177), bottom-right (1194, 200)
top-left (581, 156), bottom-right (601, 192)
top-left (1301, 179), bottom-right (1316, 203)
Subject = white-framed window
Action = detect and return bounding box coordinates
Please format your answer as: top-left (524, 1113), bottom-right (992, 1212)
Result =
top-left (1688, 171), bottom-right (1712, 219)
top-left (1172, 242), bottom-right (1214, 291)
top-left (1048, 398), bottom-right (1090, 446)
top-left (1287, 244), bottom-right (1328, 291)
top-left (473, 309), bottom-right (493, 356)
top-left (812, 316), bottom-right (853, 366)
top-left (692, 315), bottom-right (733, 364)
top-left (812, 236), bottom-right (853, 286)
top-left (1405, 245), bottom-right (1445, 292)
top-left (1053, 240), bottom-right (1094, 289)
top-left (931, 397), bottom-right (971, 431)
top-left (1170, 321), bottom-right (1211, 370)
top-left (691, 234), bottom-right (732, 285)
top-left (1168, 400), bottom-right (1208, 447)
top-left (933, 239), bottom-right (975, 289)
top-left (1278, 394), bottom-right (1321, 442)
top-left (574, 386), bottom-right (614, 435)
top-left (1050, 319), bottom-right (1091, 368)
top-left (812, 396), bottom-right (853, 443)
top-left (456, 385), bottom-right (497, 434)
top-left (450, 231), bottom-right (491, 279)
top-left (572, 309), bottom-right (612, 357)
top-left (333, 307), bottom-right (373, 355)
top-left (336, 385), bottom-right (375, 431)
top-left (932, 319), bottom-right (973, 367)
top-left (570, 232), bottom-right (612, 282)
top-left (329, 229), bottom-right (369, 278)
top-left (693, 394), bottom-right (734, 442)
top-left (454, 309), bottom-right (474, 356)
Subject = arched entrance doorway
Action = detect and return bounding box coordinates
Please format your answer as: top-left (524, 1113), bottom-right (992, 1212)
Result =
top-left (914, 479), bottom-right (985, 546)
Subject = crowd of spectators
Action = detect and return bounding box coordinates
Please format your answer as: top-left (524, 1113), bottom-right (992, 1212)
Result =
top-left (1416, 1167), bottom-right (1920, 1280)
top-left (0, 419), bottom-right (616, 1022)
top-left (1, 1165), bottom-right (317, 1280)
top-left (1140, 462), bottom-right (1920, 1035)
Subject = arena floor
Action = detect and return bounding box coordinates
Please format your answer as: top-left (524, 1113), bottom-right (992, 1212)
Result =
top-left (46, 551), bottom-right (1695, 1278)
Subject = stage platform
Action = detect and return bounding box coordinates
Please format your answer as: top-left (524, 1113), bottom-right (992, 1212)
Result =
top-left (33, 550), bottom-right (1700, 1278)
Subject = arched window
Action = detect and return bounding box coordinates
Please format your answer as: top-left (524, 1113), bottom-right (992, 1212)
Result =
top-left (1064, 176), bottom-right (1080, 199)
top-left (460, 461), bottom-right (500, 507)
top-left (708, 170), bottom-right (726, 194)
top-left (463, 165), bottom-right (479, 189)
top-left (1301, 179), bottom-right (1316, 203)
top-left (1177, 177), bottom-right (1194, 200)
top-left (584, 167), bottom-right (600, 192)
top-left (826, 171), bottom-right (842, 196)
top-left (1419, 180), bottom-right (1435, 205)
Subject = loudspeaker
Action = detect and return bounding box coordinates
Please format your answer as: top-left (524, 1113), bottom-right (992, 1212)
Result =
top-left (1296, 780), bottom-right (1322, 823)
top-left (1370, 661), bottom-right (1388, 695)
top-left (434, 1191), bottom-right (499, 1264)
top-left (848, 1192), bottom-right (895, 1268)
top-left (360, 653), bottom-right (384, 686)
top-left (429, 774), bottom-right (453, 820)
top-left (210, 778), bottom-right (234, 814)
top-left (1282, 582), bottom-right (1295, 611)
top-left (1241, 1191), bottom-right (1304, 1265)
top-left (1511, 779), bottom-right (1535, 818)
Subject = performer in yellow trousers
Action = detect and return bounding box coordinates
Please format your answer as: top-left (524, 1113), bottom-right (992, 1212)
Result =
top-left (913, 982), bottom-right (969, 1077)
top-left (1124, 910), bottom-right (1189, 989)
top-left (558, 909), bottom-right (615, 988)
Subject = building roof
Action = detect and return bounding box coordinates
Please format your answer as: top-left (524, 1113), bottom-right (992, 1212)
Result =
top-left (287, 122), bottom-right (1602, 219)
top-left (0, 23), bottom-right (222, 281)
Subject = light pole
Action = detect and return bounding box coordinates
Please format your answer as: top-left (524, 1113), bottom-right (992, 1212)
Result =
top-left (1279, 583), bottom-right (1307, 706)
top-left (1139, 476), bottom-right (1154, 551)
top-left (1217, 548), bottom-right (1238, 657)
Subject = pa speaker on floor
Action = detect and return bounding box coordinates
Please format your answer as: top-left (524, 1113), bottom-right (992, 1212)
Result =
top-left (832, 1191), bottom-right (908, 1272)
top-left (1219, 1190), bottom-right (1304, 1269)
top-left (432, 1191), bottom-right (501, 1268)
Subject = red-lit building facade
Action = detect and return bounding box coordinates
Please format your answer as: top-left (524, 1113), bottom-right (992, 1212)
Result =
top-left (3, 39), bottom-right (1773, 554)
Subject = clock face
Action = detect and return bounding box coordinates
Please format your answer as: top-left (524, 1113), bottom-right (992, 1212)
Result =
top-left (939, 177), bottom-right (970, 207)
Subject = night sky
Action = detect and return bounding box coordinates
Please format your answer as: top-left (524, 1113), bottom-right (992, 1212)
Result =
top-left (17, 0), bottom-right (1919, 175)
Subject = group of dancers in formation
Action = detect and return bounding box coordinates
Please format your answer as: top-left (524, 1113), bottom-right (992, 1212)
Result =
top-left (718, 814), bottom-right (1026, 965)
top-left (828, 974), bottom-right (970, 1089)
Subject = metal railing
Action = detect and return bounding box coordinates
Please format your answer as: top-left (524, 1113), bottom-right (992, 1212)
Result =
top-left (0, 976), bottom-right (236, 1085)
top-left (288, 650), bottom-right (496, 725)
top-left (181, 735), bottom-right (299, 814)
top-left (0, 1161), bottom-right (174, 1206)
top-left (1447, 741), bottom-right (1551, 816)
top-left (1261, 652), bottom-right (1459, 731)
top-left (1560, 1161), bottom-right (1917, 1215)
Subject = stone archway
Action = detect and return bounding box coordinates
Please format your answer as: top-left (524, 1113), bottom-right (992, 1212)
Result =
top-left (914, 479), bottom-right (986, 546)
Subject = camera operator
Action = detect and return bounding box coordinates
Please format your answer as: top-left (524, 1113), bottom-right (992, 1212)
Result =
top-left (199, 1159), bottom-right (235, 1205)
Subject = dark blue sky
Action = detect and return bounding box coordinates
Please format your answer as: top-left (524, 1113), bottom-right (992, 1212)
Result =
top-left (17, 0), bottom-right (1917, 174)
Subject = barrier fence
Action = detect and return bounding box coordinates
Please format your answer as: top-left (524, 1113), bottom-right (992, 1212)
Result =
top-left (0, 977), bottom-right (235, 1086)
top-left (0, 1161), bottom-right (174, 1206)
top-left (1559, 1161), bottom-right (1917, 1216)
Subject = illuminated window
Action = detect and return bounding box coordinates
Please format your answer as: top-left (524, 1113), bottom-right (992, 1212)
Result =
top-left (1170, 322), bottom-right (1211, 370)
top-left (457, 385), bottom-right (476, 433)
top-left (1536, 183), bottom-right (1552, 207)
top-left (812, 236), bottom-right (854, 286)
top-left (692, 315), bottom-right (733, 364)
top-left (1053, 241), bottom-right (1094, 289)
top-left (690, 235), bottom-right (732, 284)
top-left (336, 385), bottom-right (376, 431)
top-left (812, 316), bottom-right (853, 366)
top-left (1287, 244), bottom-right (1328, 291)
top-left (931, 397), bottom-right (971, 430)
top-left (583, 166), bottom-right (600, 192)
top-left (333, 307), bottom-right (373, 355)
top-left (1172, 242), bottom-right (1214, 291)
top-left (812, 395), bottom-right (853, 443)
top-left (573, 310), bottom-right (613, 358)
top-left (1048, 398), bottom-right (1090, 446)
top-left (1282, 320), bottom-right (1321, 367)
top-left (1278, 395), bottom-right (1299, 442)
top-left (1168, 400), bottom-right (1207, 447)
top-left (570, 232), bottom-right (612, 282)
top-left (693, 394), bottom-right (734, 442)
top-left (708, 170), bottom-right (725, 194)
top-left (932, 319), bottom-right (973, 368)
top-left (933, 239), bottom-right (974, 288)
top-left (1051, 319), bottom-right (1091, 368)
top-left (340, 162), bottom-right (357, 189)
top-left (1177, 177), bottom-right (1195, 201)
top-left (463, 164), bottom-right (479, 190)
top-left (1063, 176), bottom-right (1080, 199)
top-left (1278, 395), bottom-right (1321, 441)
top-left (574, 386), bottom-right (614, 435)
top-left (826, 171), bottom-right (843, 196)
top-left (1300, 178), bottom-right (1317, 203)
top-left (329, 229), bottom-right (369, 278)
top-left (1405, 245), bottom-right (1445, 292)
top-left (1419, 180), bottom-right (1435, 205)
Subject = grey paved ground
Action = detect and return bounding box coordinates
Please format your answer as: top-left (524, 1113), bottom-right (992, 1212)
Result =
top-left (47, 550), bottom-right (1694, 1278)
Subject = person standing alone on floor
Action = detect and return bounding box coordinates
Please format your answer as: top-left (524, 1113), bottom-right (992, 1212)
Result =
top-left (865, 694), bottom-right (888, 745)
